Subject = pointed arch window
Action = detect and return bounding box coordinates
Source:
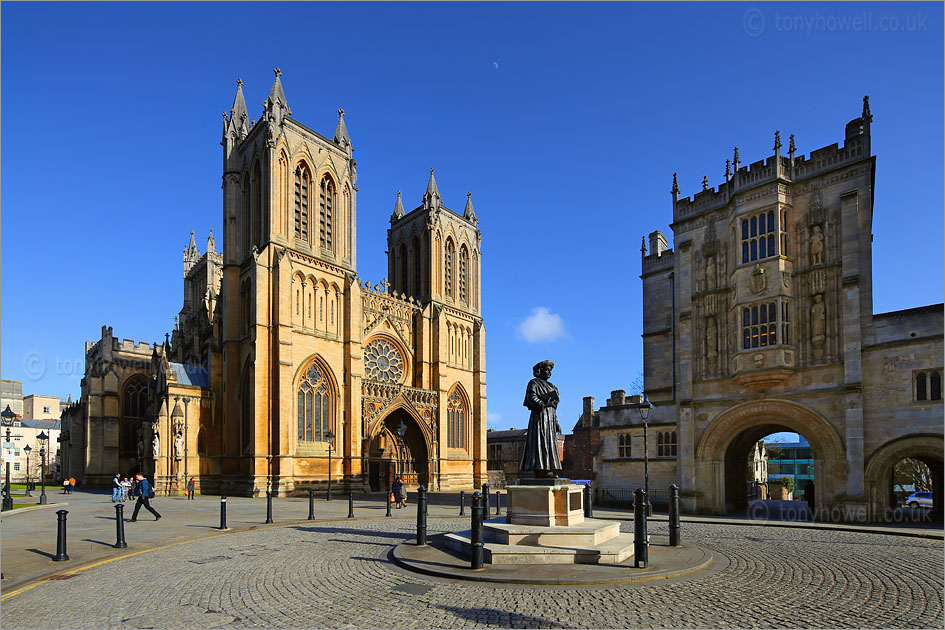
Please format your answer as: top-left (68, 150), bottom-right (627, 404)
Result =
top-left (319, 176), bottom-right (334, 250)
top-left (295, 165), bottom-right (311, 242)
top-left (241, 174), bottom-right (251, 255)
top-left (121, 375), bottom-right (148, 454)
top-left (399, 243), bottom-right (408, 294)
top-left (459, 245), bottom-right (469, 304)
top-left (447, 386), bottom-right (467, 449)
top-left (252, 161), bottom-right (261, 247)
top-left (298, 362), bottom-right (332, 442)
top-left (445, 239), bottom-right (454, 299)
top-left (411, 235), bottom-right (422, 296)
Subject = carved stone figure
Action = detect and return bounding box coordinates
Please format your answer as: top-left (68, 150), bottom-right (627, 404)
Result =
top-left (137, 438), bottom-right (144, 460)
top-left (520, 360), bottom-right (563, 478)
top-left (152, 432), bottom-right (160, 457)
top-left (705, 256), bottom-right (717, 290)
top-left (174, 432), bottom-right (184, 461)
top-left (811, 293), bottom-right (826, 358)
top-left (705, 316), bottom-right (718, 363)
top-left (810, 225), bottom-right (825, 264)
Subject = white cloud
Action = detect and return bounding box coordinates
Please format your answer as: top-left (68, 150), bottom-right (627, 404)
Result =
top-left (487, 412), bottom-right (503, 428)
top-left (516, 306), bottom-right (566, 343)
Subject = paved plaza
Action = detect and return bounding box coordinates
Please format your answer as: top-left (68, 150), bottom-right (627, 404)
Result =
top-left (1, 491), bottom-right (942, 629)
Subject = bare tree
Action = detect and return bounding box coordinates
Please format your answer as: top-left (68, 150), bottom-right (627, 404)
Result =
top-left (894, 458), bottom-right (932, 492)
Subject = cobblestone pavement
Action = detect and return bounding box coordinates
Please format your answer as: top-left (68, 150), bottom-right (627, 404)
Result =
top-left (2, 518), bottom-right (941, 629)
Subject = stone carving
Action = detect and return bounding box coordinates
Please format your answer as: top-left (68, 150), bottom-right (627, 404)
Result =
top-left (705, 256), bottom-right (717, 290)
top-left (750, 265), bottom-right (766, 294)
top-left (137, 437), bottom-right (144, 460)
top-left (782, 271), bottom-right (792, 289)
top-left (810, 269), bottom-right (826, 295)
top-left (174, 432), bottom-right (184, 461)
top-left (705, 316), bottom-right (718, 365)
top-left (520, 360), bottom-right (562, 478)
top-left (811, 294), bottom-right (826, 359)
top-left (810, 225), bottom-right (825, 264)
top-left (152, 432), bottom-right (160, 457)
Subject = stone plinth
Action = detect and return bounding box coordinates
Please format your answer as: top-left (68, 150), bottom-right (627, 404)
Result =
top-left (506, 480), bottom-right (584, 527)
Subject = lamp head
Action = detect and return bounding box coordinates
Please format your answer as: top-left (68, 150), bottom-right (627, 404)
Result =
top-left (1, 405), bottom-right (15, 422)
top-left (638, 398), bottom-right (651, 422)
top-left (396, 421), bottom-right (407, 438)
top-left (24, 444), bottom-right (31, 454)
top-left (38, 431), bottom-right (48, 442)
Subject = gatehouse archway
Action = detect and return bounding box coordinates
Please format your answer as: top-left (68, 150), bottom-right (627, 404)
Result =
top-left (864, 434), bottom-right (943, 522)
top-left (694, 399), bottom-right (846, 515)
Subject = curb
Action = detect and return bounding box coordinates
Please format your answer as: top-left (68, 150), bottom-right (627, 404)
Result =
top-left (0, 503), bottom-right (68, 517)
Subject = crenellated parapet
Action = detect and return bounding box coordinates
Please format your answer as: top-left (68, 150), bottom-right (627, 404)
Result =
top-left (360, 278), bottom-right (422, 344)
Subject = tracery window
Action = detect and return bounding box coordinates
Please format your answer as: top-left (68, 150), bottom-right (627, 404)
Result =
top-left (363, 338), bottom-right (404, 383)
top-left (741, 210), bottom-right (776, 263)
top-left (121, 376), bottom-right (148, 454)
top-left (618, 434), bottom-right (631, 458)
top-left (319, 176), bottom-right (334, 250)
top-left (295, 165), bottom-right (310, 241)
top-left (447, 387), bottom-right (467, 449)
top-left (444, 239), bottom-right (454, 299)
top-left (743, 302), bottom-right (779, 349)
top-left (297, 362), bottom-right (332, 442)
top-left (459, 245), bottom-right (469, 304)
top-left (657, 431), bottom-right (677, 457)
top-left (915, 370), bottom-right (943, 402)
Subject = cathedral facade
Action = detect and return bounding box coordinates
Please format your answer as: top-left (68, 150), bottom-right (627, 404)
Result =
top-left (62, 70), bottom-right (487, 496)
top-left (581, 99), bottom-right (943, 521)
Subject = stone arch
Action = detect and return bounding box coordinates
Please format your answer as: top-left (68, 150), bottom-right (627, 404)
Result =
top-left (694, 398), bottom-right (846, 514)
top-left (366, 401), bottom-right (433, 489)
top-left (864, 434), bottom-right (943, 521)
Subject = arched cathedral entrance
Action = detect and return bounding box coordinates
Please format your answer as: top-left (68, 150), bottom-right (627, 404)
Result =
top-left (367, 409), bottom-right (429, 491)
top-left (694, 399), bottom-right (846, 515)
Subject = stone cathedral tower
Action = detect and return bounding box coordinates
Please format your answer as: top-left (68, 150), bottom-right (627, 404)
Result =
top-left (210, 69), bottom-right (486, 495)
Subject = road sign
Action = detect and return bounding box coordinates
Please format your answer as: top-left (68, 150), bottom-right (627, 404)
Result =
top-left (2, 443), bottom-right (14, 463)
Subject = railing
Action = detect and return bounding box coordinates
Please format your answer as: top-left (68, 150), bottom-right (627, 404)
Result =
top-left (596, 486), bottom-right (668, 508)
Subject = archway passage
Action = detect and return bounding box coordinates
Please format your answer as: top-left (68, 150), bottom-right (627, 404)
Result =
top-left (367, 409), bottom-right (429, 491)
top-left (695, 399), bottom-right (846, 515)
top-left (725, 427), bottom-right (815, 514)
top-left (865, 435), bottom-right (944, 522)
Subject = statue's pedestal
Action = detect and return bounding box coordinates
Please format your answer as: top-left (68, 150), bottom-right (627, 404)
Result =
top-left (506, 479), bottom-right (584, 527)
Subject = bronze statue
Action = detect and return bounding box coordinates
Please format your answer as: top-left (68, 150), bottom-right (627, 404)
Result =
top-left (520, 360), bottom-right (563, 478)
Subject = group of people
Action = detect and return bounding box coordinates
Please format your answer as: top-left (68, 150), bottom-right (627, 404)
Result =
top-left (62, 477), bottom-right (76, 493)
top-left (112, 472), bottom-right (162, 521)
top-left (111, 474), bottom-right (136, 502)
top-left (391, 476), bottom-right (408, 509)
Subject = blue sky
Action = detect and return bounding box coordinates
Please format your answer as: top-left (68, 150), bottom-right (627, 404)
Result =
top-left (2, 2), bottom-right (942, 438)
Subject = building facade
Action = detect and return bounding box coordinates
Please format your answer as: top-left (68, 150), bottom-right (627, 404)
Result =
top-left (487, 428), bottom-right (565, 487)
top-left (589, 99), bottom-right (943, 521)
top-left (62, 70), bottom-right (487, 496)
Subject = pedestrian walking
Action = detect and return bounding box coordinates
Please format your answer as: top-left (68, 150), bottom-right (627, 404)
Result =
top-left (62, 478), bottom-right (70, 494)
top-left (186, 477), bottom-right (196, 500)
top-left (112, 473), bottom-right (122, 502)
top-left (68, 477), bottom-right (76, 494)
top-left (129, 473), bottom-right (162, 522)
top-left (392, 476), bottom-right (407, 509)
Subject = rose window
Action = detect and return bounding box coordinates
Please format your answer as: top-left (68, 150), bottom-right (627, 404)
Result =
top-left (364, 339), bottom-right (404, 383)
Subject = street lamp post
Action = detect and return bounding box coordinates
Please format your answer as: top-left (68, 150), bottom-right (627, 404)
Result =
top-left (38, 431), bottom-right (48, 505)
top-left (24, 445), bottom-right (32, 496)
top-left (396, 421), bottom-right (407, 483)
top-left (326, 430), bottom-right (335, 501)
top-left (638, 397), bottom-right (652, 516)
top-left (2, 421), bottom-right (13, 511)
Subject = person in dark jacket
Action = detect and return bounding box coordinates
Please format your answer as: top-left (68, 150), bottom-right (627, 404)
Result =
top-left (186, 477), bottom-right (196, 500)
top-left (392, 476), bottom-right (405, 509)
top-left (112, 473), bottom-right (122, 502)
top-left (129, 473), bottom-right (162, 522)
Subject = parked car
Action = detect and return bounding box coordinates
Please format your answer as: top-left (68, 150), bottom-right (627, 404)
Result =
top-left (905, 491), bottom-right (933, 509)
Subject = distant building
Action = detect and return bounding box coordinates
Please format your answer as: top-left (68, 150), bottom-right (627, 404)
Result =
top-left (1, 379), bottom-right (24, 417)
top-left (23, 395), bottom-right (61, 420)
top-left (486, 428), bottom-right (565, 488)
top-left (0, 416), bottom-right (62, 483)
top-left (767, 435), bottom-right (814, 494)
top-left (563, 396), bottom-right (601, 481)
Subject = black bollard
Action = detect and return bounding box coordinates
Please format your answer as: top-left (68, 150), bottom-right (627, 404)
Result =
top-left (53, 510), bottom-right (69, 561)
top-left (584, 484), bottom-right (594, 518)
top-left (669, 484), bottom-right (681, 547)
top-left (482, 483), bottom-right (490, 515)
top-left (265, 490), bottom-right (273, 524)
top-left (459, 490), bottom-right (465, 516)
top-left (470, 491), bottom-right (484, 570)
top-left (308, 489), bottom-right (315, 520)
top-left (385, 485), bottom-right (392, 517)
top-left (416, 485), bottom-right (428, 546)
top-left (633, 488), bottom-right (648, 568)
top-left (347, 491), bottom-right (354, 519)
top-left (114, 504), bottom-right (127, 549)
top-left (495, 492), bottom-right (502, 516)
top-left (219, 496), bottom-right (228, 530)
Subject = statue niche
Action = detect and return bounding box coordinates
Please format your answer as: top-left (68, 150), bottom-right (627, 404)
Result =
top-left (810, 293), bottom-right (826, 359)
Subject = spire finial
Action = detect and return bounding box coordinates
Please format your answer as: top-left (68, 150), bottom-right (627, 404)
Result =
top-left (463, 191), bottom-right (478, 224)
top-left (702, 176), bottom-right (709, 191)
top-left (338, 108), bottom-right (345, 117)
top-left (641, 236), bottom-right (647, 253)
top-left (789, 133), bottom-right (796, 154)
top-left (273, 68), bottom-right (282, 78)
top-left (725, 158), bottom-right (732, 180)
top-left (671, 172), bottom-right (679, 195)
top-left (392, 189), bottom-right (405, 219)
top-left (773, 130), bottom-right (782, 152)
top-left (333, 107), bottom-right (351, 147)
top-left (862, 95), bottom-right (872, 122)
top-left (733, 146), bottom-right (740, 170)
top-left (237, 78), bottom-right (243, 87)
